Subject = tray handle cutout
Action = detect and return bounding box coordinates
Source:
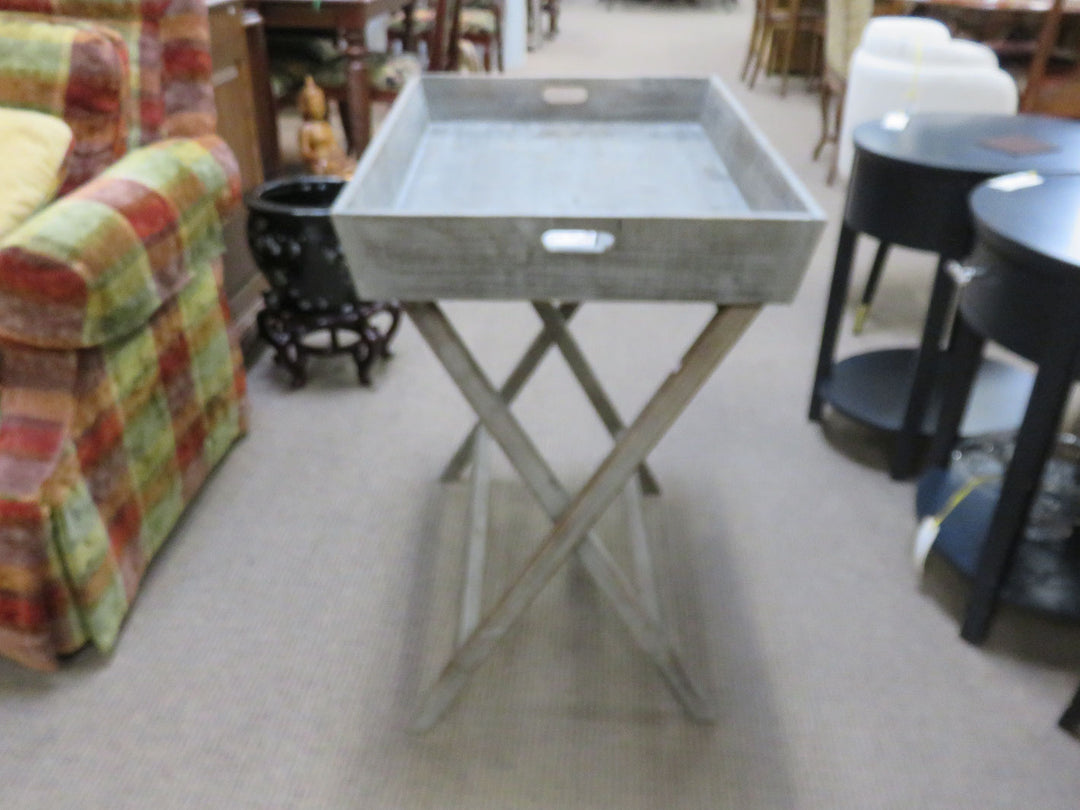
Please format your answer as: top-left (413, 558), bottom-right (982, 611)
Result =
top-left (542, 85), bottom-right (589, 105)
top-left (541, 229), bottom-right (615, 254)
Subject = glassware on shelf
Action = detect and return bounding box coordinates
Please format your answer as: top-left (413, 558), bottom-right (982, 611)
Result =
top-left (950, 432), bottom-right (1080, 543)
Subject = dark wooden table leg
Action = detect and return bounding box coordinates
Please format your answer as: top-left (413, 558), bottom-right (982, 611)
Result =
top-left (961, 330), bottom-right (1080, 644)
top-left (1059, 680), bottom-right (1080, 736)
top-left (343, 26), bottom-right (372, 156)
top-left (926, 314), bottom-right (986, 470)
top-left (402, 1), bottom-right (416, 52)
top-left (809, 222), bottom-right (857, 422)
top-left (243, 9), bottom-right (281, 178)
top-left (852, 241), bottom-right (891, 334)
top-left (891, 256), bottom-right (956, 480)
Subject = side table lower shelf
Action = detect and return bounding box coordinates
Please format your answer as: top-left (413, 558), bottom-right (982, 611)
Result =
top-left (916, 466), bottom-right (1080, 621)
top-left (817, 348), bottom-right (1034, 436)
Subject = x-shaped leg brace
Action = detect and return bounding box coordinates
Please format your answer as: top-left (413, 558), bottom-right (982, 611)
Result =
top-left (439, 302), bottom-right (661, 495)
top-left (405, 301), bottom-right (760, 730)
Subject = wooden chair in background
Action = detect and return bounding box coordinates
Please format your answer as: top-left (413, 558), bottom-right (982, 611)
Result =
top-left (813, 0), bottom-right (873, 183)
top-left (742, 0), bottom-right (827, 95)
top-left (530, 0), bottom-right (559, 40)
top-left (460, 0), bottom-right (504, 70)
top-left (1021, 0), bottom-right (1080, 117)
top-left (389, 0), bottom-right (504, 72)
top-left (264, 0), bottom-right (462, 159)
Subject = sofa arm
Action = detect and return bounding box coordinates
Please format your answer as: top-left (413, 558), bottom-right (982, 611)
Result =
top-left (0, 134), bottom-right (241, 349)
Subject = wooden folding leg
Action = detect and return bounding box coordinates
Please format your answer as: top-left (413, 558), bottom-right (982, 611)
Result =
top-left (458, 428), bottom-right (492, 647)
top-left (442, 302), bottom-right (660, 494)
top-left (440, 302), bottom-right (579, 483)
top-left (405, 301), bottom-right (760, 730)
top-left (623, 472), bottom-right (661, 624)
top-left (532, 301), bottom-right (661, 494)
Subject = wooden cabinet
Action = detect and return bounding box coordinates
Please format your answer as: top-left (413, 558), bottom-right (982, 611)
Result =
top-left (209, 0), bottom-right (267, 357)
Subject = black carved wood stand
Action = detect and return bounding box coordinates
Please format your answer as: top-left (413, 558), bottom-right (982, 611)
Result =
top-left (246, 176), bottom-right (400, 388)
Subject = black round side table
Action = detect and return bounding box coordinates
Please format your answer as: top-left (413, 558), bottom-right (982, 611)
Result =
top-left (809, 113), bottom-right (1080, 479)
top-left (246, 176), bottom-right (401, 388)
top-left (918, 173), bottom-right (1080, 644)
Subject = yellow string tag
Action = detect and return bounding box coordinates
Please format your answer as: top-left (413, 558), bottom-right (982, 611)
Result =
top-left (913, 474), bottom-right (998, 571)
top-left (905, 41), bottom-right (924, 111)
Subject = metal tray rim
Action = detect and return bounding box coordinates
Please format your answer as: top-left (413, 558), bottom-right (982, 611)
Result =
top-left (333, 75), bottom-right (825, 224)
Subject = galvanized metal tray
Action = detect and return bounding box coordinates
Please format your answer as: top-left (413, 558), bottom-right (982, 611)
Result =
top-left (331, 76), bottom-right (825, 302)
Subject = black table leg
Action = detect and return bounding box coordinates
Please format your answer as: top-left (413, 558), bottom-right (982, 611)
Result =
top-left (1059, 681), bottom-right (1080, 737)
top-left (926, 314), bottom-right (986, 470)
top-left (809, 223), bottom-right (858, 422)
top-left (890, 256), bottom-right (956, 480)
top-left (961, 332), bottom-right (1080, 644)
top-left (853, 240), bottom-right (891, 335)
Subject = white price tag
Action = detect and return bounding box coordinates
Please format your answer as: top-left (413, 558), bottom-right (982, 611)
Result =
top-left (987, 171), bottom-right (1044, 192)
top-left (881, 111), bottom-right (910, 132)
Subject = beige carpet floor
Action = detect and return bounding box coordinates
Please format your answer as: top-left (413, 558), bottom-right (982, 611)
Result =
top-left (3, 1), bottom-right (1080, 808)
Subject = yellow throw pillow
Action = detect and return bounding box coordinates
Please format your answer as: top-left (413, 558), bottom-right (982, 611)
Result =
top-left (0, 108), bottom-right (74, 239)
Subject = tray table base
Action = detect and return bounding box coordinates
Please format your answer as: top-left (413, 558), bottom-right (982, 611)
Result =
top-left (405, 301), bottom-right (760, 730)
top-left (439, 302), bottom-right (661, 495)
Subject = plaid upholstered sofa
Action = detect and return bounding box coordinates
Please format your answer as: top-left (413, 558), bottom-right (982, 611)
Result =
top-left (0, 0), bottom-right (248, 670)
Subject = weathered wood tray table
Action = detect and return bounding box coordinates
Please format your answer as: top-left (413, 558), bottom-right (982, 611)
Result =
top-left (332, 76), bottom-right (824, 729)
